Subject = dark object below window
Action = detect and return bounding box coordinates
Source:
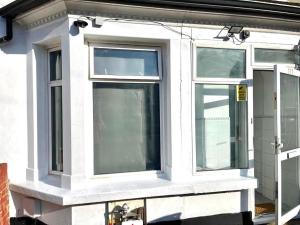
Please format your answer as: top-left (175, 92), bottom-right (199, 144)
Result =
top-left (10, 217), bottom-right (47, 225)
top-left (147, 211), bottom-right (253, 225)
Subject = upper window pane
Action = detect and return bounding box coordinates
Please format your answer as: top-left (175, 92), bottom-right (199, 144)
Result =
top-left (255, 48), bottom-right (297, 64)
top-left (49, 50), bottom-right (62, 81)
top-left (196, 47), bottom-right (246, 78)
top-left (94, 48), bottom-right (159, 76)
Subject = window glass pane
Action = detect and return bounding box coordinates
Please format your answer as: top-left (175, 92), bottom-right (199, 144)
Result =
top-left (93, 83), bottom-right (160, 174)
top-left (94, 48), bottom-right (159, 76)
top-left (280, 74), bottom-right (300, 152)
top-left (51, 86), bottom-right (63, 172)
top-left (50, 50), bottom-right (62, 81)
top-left (281, 157), bottom-right (300, 215)
top-left (195, 84), bottom-right (248, 171)
top-left (196, 48), bottom-right (246, 78)
top-left (255, 48), bottom-right (297, 64)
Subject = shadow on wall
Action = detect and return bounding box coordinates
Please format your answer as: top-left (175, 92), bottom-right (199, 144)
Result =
top-left (148, 213), bottom-right (182, 224)
top-left (147, 212), bottom-right (253, 225)
top-left (69, 23), bottom-right (79, 36)
top-left (10, 217), bottom-right (47, 225)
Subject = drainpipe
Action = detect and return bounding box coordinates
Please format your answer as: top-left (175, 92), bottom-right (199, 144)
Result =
top-left (0, 16), bottom-right (13, 43)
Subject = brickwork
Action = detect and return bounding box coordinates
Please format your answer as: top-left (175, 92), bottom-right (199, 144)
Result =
top-left (0, 164), bottom-right (9, 225)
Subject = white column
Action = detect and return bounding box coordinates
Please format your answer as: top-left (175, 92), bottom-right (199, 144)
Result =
top-left (61, 17), bottom-right (87, 189)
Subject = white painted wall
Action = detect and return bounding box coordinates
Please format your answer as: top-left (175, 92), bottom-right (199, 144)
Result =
top-left (0, 18), bottom-right (27, 183)
top-left (0, 17), bottom-right (28, 218)
top-left (39, 202), bottom-right (71, 225)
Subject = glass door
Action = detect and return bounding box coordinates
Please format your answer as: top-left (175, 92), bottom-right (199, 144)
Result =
top-left (274, 65), bottom-right (300, 225)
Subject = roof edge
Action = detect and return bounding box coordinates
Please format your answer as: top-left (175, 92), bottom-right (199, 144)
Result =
top-left (0, 0), bottom-right (53, 18)
top-left (1, 0), bottom-right (300, 24)
top-left (88, 0), bottom-right (300, 21)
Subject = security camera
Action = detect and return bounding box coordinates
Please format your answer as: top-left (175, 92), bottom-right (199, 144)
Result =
top-left (240, 30), bottom-right (250, 41)
top-left (73, 20), bottom-right (88, 28)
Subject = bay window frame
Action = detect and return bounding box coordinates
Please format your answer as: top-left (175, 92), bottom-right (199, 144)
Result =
top-left (88, 43), bottom-right (165, 178)
top-left (192, 42), bottom-right (253, 177)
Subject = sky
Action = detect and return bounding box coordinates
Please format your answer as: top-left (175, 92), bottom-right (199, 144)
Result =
top-left (0, 0), bottom-right (15, 8)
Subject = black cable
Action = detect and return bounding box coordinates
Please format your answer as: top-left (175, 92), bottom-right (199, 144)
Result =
top-left (104, 18), bottom-right (194, 41)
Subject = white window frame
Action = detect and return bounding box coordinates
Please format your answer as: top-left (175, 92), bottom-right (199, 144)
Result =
top-left (88, 43), bottom-right (165, 179)
top-left (252, 43), bottom-right (296, 70)
top-left (89, 43), bottom-right (162, 81)
top-left (48, 47), bottom-right (63, 175)
top-left (192, 41), bottom-right (253, 177)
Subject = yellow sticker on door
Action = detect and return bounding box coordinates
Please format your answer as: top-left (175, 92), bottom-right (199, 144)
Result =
top-left (236, 84), bottom-right (247, 101)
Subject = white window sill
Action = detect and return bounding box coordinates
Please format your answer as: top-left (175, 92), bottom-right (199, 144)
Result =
top-left (10, 176), bottom-right (257, 206)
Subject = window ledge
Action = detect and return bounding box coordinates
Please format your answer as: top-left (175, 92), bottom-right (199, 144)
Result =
top-left (10, 177), bottom-right (257, 206)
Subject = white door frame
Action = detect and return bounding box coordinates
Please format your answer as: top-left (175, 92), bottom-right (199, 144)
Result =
top-left (274, 65), bottom-right (300, 225)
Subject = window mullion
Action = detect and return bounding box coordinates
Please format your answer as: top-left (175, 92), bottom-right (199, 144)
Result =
top-left (49, 81), bottom-right (62, 87)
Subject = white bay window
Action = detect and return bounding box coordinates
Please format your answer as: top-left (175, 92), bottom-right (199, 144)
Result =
top-left (90, 45), bottom-right (162, 175)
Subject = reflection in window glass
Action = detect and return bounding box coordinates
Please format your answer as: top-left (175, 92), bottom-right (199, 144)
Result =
top-left (196, 48), bottom-right (246, 78)
top-left (280, 74), bottom-right (300, 152)
top-left (93, 83), bottom-right (161, 174)
top-left (281, 157), bottom-right (300, 215)
top-left (94, 48), bottom-right (159, 76)
top-left (51, 86), bottom-right (63, 172)
top-left (195, 84), bottom-right (248, 170)
top-left (255, 49), bottom-right (298, 64)
top-left (50, 50), bottom-right (62, 81)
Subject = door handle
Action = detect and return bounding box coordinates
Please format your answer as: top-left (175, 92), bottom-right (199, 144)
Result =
top-left (271, 142), bottom-right (283, 148)
top-left (271, 142), bottom-right (283, 154)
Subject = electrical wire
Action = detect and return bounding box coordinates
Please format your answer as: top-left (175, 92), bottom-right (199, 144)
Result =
top-left (232, 34), bottom-right (244, 45)
top-left (77, 16), bottom-right (247, 45)
top-left (97, 17), bottom-right (195, 41)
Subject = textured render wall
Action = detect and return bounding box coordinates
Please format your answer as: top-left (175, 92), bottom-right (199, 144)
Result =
top-left (38, 194), bottom-right (242, 225)
top-left (0, 164), bottom-right (9, 225)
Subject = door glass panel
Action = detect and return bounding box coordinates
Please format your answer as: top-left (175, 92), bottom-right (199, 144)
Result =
top-left (280, 74), bottom-right (300, 152)
top-left (281, 157), bottom-right (300, 215)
